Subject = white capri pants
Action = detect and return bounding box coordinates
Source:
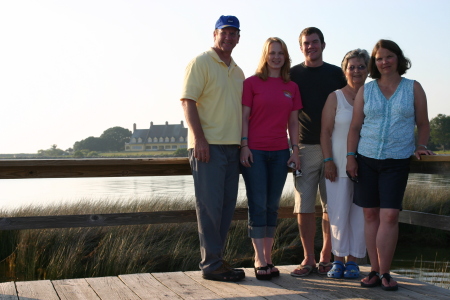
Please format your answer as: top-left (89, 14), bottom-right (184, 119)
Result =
top-left (326, 177), bottom-right (366, 258)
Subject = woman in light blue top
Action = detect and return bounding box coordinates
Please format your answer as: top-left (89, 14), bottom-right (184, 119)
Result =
top-left (346, 40), bottom-right (434, 291)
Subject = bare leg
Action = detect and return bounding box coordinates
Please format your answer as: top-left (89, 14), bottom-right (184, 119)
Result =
top-left (293, 213), bottom-right (316, 275)
top-left (319, 212), bottom-right (332, 273)
top-left (347, 255), bottom-right (357, 262)
top-left (334, 255), bottom-right (345, 262)
top-left (377, 208), bottom-right (399, 288)
top-left (361, 207), bottom-right (380, 286)
top-left (263, 237), bottom-right (278, 273)
top-left (252, 238), bottom-right (270, 275)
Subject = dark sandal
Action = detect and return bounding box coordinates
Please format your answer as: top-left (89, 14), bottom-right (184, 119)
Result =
top-left (203, 270), bottom-right (242, 282)
top-left (380, 273), bottom-right (398, 291)
top-left (361, 271), bottom-right (381, 287)
top-left (254, 266), bottom-right (272, 280)
top-left (267, 264), bottom-right (280, 277)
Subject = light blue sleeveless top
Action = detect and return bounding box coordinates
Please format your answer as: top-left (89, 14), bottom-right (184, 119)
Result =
top-left (358, 78), bottom-right (415, 159)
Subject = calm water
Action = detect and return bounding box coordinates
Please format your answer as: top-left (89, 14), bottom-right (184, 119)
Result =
top-left (1, 173), bottom-right (448, 210)
top-left (0, 173), bottom-right (449, 288)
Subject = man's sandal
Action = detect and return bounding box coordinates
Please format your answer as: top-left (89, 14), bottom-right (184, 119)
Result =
top-left (380, 273), bottom-right (399, 291)
top-left (290, 264), bottom-right (316, 277)
top-left (317, 262), bottom-right (333, 275)
top-left (361, 271), bottom-right (381, 287)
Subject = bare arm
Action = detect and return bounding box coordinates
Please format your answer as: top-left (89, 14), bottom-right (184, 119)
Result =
top-left (320, 92), bottom-right (337, 181)
top-left (346, 86), bottom-right (365, 177)
top-left (413, 81), bottom-right (434, 159)
top-left (287, 109), bottom-right (300, 169)
top-left (240, 105), bottom-right (252, 167)
top-left (181, 99), bottom-right (210, 163)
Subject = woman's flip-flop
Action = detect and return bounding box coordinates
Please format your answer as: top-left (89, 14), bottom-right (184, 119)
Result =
top-left (267, 263), bottom-right (280, 277)
top-left (380, 273), bottom-right (398, 291)
top-left (254, 266), bottom-right (272, 280)
top-left (361, 271), bottom-right (381, 287)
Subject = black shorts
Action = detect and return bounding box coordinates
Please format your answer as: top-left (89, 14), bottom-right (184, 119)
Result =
top-left (353, 154), bottom-right (410, 210)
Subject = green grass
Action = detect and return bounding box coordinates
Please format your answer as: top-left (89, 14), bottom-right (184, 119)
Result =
top-left (99, 151), bottom-right (175, 157)
top-left (0, 186), bottom-right (448, 285)
top-left (434, 150), bottom-right (450, 154)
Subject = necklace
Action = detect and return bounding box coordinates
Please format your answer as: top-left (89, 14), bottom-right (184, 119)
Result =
top-left (344, 86), bottom-right (358, 101)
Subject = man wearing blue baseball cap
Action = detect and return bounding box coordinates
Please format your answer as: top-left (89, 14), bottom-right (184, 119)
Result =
top-left (181, 15), bottom-right (245, 281)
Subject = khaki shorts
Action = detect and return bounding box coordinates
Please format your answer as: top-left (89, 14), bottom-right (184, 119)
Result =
top-left (293, 144), bottom-right (327, 214)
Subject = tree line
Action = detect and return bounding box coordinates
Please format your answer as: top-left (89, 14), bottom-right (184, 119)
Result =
top-left (37, 114), bottom-right (450, 157)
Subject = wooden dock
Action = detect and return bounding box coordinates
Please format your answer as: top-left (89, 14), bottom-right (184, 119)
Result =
top-left (0, 265), bottom-right (448, 300)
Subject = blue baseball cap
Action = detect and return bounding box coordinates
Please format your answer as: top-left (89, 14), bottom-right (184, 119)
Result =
top-left (215, 15), bottom-right (240, 30)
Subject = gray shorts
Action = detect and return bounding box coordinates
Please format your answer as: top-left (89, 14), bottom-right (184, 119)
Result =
top-left (293, 144), bottom-right (327, 214)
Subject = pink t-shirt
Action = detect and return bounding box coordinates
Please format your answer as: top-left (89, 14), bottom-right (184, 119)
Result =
top-left (242, 76), bottom-right (303, 151)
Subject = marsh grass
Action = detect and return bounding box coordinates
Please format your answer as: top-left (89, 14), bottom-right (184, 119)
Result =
top-left (0, 185), bottom-right (448, 284)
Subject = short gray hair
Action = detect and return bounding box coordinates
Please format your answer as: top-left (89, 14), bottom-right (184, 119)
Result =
top-left (341, 49), bottom-right (370, 71)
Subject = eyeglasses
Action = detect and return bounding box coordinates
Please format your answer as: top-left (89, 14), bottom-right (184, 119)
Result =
top-left (347, 65), bottom-right (366, 71)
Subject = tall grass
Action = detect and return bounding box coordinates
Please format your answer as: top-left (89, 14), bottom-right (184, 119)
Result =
top-left (0, 185), bottom-right (448, 284)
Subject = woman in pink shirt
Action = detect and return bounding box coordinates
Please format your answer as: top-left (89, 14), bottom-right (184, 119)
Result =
top-left (240, 37), bottom-right (303, 280)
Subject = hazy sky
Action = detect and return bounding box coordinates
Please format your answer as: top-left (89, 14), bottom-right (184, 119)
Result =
top-left (1, 0), bottom-right (449, 154)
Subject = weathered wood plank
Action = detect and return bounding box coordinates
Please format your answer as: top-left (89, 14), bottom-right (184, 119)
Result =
top-left (85, 276), bottom-right (141, 300)
top-left (359, 265), bottom-right (450, 299)
top-left (0, 210), bottom-right (199, 230)
top-left (236, 267), bottom-right (309, 299)
top-left (118, 273), bottom-right (182, 299)
top-left (52, 278), bottom-right (101, 300)
top-left (0, 282), bottom-right (18, 300)
top-left (1, 206), bottom-right (449, 232)
top-left (15, 280), bottom-right (59, 300)
top-left (399, 210), bottom-right (450, 231)
top-left (0, 155), bottom-right (448, 179)
top-left (410, 155), bottom-right (450, 174)
top-left (273, 265), bottom-right (351, 300)
top-left (0, 158), bottom-right (192, 179)
top-left (184, 270), bottom-right (265, 300)
top-left (151, 271), bottom-right (222, 300)
top-left (279, 265), bottom-right (450, 300)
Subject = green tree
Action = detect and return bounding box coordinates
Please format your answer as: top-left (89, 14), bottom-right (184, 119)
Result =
top-left (37, 144), bottom-right (66, 157)
top-left (100, 126), bottom-right (132, 151)
top-left (430, 114), bottom-right (450, 151)
top-left (73, 150), bottom-right (84, 158)
top-left (73, 136), bottom-right (107, 152)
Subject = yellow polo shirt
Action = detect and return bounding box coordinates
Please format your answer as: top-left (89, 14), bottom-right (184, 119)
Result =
top-left (181, 48), bottom-right (244, 149)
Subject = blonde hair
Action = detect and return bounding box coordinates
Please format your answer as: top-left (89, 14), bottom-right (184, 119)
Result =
top-left (255, 37), bottom-right (291, 83)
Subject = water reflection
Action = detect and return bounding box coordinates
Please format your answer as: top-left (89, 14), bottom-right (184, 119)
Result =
top-left (0, 174), bottom-right (448, 211)
top-left (392, 246), bottom-right (450, 289)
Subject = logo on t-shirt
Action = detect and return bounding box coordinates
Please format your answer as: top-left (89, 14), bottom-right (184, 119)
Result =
top-left (283, 90), bottom-right (292, 98)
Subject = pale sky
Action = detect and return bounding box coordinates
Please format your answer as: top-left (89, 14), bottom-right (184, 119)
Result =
top-left (1, 0), bottom-right (449, 154)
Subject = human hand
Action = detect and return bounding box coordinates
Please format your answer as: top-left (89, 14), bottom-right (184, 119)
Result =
top-left (287, 154), bottom-right (301, 170)
top-left (346, 156), bottom-right (358, 178)
top-left (193, 138), bottom-right (210, 163)
top-left (414, 149), bottom-right (435, 159)
top-left (240, 147), bottom-right (253, 167)
top-left (324, 161), bottom-right (337, 182)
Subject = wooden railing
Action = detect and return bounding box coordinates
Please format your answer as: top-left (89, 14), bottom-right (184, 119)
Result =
top-left (0, 155), bottom-right (449, 231)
